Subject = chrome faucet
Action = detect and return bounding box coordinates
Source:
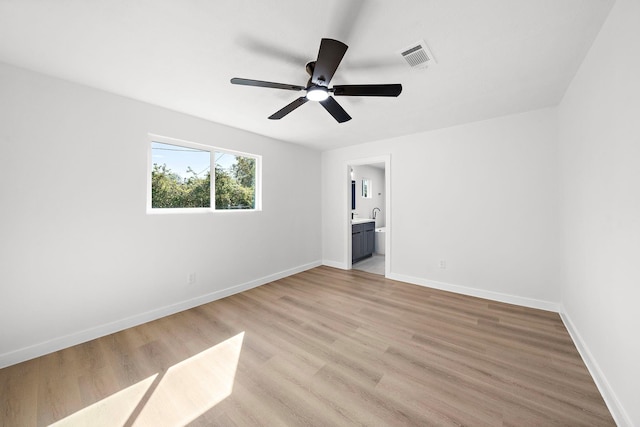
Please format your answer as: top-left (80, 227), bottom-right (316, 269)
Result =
top-left (372, 207), bottom-right (381, 219)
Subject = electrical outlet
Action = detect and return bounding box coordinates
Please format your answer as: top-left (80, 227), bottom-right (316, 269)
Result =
top-left (439, 260), bottom-right (447, 269)
top-left (188, 272), bottom-right (196, 285)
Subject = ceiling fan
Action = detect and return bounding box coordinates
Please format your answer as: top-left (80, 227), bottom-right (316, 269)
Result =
top-left (231, 38), bottom-right (402, 123)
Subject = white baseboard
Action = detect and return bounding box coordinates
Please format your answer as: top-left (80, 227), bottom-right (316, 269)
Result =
top-left (322, 259), bottom-right (349, 270)
top-left (560, 308), bottom-right (632, 427)
top-left (0, 260), bottom-right (322, 369)
top-left (387, 272), bottom-right (561, 312)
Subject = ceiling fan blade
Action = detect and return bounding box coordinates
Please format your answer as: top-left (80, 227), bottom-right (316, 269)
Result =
top-left (320, 97), bottom-right (352, 123)
top-left (333, 84), bottom-right (402, 97)
top-left (231, 78), bottom-right (305, 91)
top-left (268, 97), bottom-right (309, 120)
top-left (312, 39), bottom-right (348, 87)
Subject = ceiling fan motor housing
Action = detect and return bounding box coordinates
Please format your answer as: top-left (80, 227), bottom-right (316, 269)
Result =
top-left (305, 61), bottom-right (315, 77)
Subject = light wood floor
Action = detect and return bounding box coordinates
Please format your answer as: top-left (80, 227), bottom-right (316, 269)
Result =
top-left (1, 267), bottom-right (614, 426)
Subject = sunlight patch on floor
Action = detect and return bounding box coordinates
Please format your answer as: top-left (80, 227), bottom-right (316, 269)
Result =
top-left (134, 331), bottom-right (244, 426)
top-left (50, 332), bottom-right (245, 427)
top-left (49, 374), bottom-right (158, 427)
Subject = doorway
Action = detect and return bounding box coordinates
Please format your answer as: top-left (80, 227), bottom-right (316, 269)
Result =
top-left (347, 155), bottom-right (390, 277)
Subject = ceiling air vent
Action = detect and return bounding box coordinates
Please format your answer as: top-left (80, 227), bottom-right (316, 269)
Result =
top-left (399, 40), bottom-right (436, 69)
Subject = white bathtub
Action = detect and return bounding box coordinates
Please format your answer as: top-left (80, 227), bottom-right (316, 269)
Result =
top-left (375, 227), bottom-right (386, 255)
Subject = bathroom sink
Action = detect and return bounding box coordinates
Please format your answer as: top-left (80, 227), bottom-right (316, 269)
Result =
top-left (352, 218), bottom-right (374, 224)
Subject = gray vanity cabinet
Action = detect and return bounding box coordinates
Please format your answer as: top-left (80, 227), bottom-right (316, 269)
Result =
top-left (365, 224), bottom-right (375, 255)
top-left (352, 221), bottom-right (375, 263)
top-left (352, 229), bottom-right (363, 262)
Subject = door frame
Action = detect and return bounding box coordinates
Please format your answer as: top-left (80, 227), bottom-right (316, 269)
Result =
top-left (345, 154), bottom-right (391, 277)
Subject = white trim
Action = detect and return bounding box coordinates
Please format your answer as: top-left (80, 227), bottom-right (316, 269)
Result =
top-left (560, 308), bottom-right (633, 427)
top-left (146, 207), bottom-right (259, 215)
top-left (322, 259), bottom-right (349, 270)
top-left (0, 260), bottom-right (322, 369)
top-left (387, 272), bottom-right (560, 312)
top-left (345, 155), bottom-right (392, 277)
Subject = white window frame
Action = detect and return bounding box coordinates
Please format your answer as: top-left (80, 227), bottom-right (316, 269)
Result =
top-left (147, 134), bottom-right (262, 214)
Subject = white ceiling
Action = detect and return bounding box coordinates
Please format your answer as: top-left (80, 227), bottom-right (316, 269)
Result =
top-left (0, 0), bottom-right (614, 151)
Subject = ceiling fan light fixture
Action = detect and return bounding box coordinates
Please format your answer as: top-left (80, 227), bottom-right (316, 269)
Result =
top-left (306, 87), bottom-right (329, 101)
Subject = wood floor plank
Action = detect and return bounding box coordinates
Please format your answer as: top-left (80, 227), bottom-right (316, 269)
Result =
top-left (0, 358), bottom-right (39, 426)
top-left (0, 266), bottom-right (615, 426)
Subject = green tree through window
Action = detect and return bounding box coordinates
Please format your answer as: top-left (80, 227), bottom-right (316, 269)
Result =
top-left (150, 140), bottom-right (258, 210)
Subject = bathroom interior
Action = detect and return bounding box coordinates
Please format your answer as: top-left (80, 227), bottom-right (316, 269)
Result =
top-left (350, 162), bottom-right (386, 276)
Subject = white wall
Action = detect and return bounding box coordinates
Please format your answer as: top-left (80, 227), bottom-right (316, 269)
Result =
top-left (0, 63), bottom-right (322, 368)
top-left (557, 0), bottom-right (640, 424)
top-left (323, 108), bottom-right (561, 309)
top-left (350, 165), bottom-right (385, 228)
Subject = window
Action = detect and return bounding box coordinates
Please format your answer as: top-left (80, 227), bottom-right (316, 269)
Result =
top-left (148, 135), bottom-right (261, 212)
top-left (362, 178), bottom-right (372, 198)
